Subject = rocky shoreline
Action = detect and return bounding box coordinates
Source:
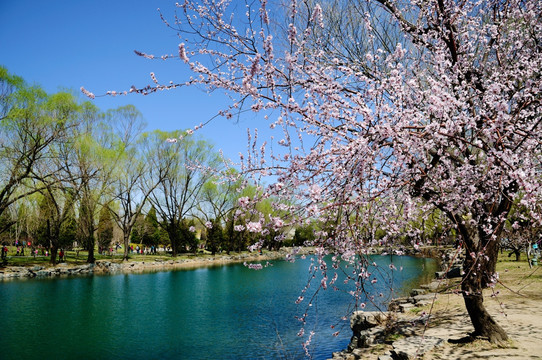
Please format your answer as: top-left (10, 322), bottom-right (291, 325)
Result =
top-left (0, 247), bottom-right (313, 280)
top-left (0, 246), bottom-right (438, 281)
top-left (330, 247), bottom-right (463, 360)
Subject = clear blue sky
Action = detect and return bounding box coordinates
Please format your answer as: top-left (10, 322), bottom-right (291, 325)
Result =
top-left (0, 0), bottom-right (262, 162)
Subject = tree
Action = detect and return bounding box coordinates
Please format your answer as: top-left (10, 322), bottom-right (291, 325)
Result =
top-left (73, 102), bottom-right (118, 263)
top-left (293, 223), bottom-right (316, 247)
top-left (35, 187), bottom-right (77, 261)
top-left (146, 130), bottom-right (217, 256)
top-left (32, 90), bottom-right (84, 265)
top-left (501, 202), bottom-right (542, 263)
top-left (0, 67), bottom-right (72, 235)
top-left (97, 206), bottom-right (114, 252)
top-left (197, 170), bottom-right (246, 254)
top-left (142, 206), bottom-right (161, 247)
top-left (105, 107), bottom-right (167, 261)
top-left (94, 0), bottom-right (542, 344)
top-left (205, 219), bottom-right (223, 255)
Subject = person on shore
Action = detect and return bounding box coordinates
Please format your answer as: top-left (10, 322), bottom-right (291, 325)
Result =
top-left (1, 245), bottom-right (8, 259)
top-left (59, 249), bottom-right (64, 262)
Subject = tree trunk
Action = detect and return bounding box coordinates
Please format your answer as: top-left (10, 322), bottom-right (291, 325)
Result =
top-left (48, 221), bottom-right (58, 266)
top-left (461, 274), bottom-right (508, 343)
top-left (50, 242), bottom-right (58, 266)
top-left (87, 243), bottom-right (96, 264)
top-left (455, 216), bottom-right (509, 344)
top-left (461, 237), bottom-right (508, 344)
top-left (167, 224), bottom-right (178, 257)
top-left (123, 232), bottom-right (130, 261)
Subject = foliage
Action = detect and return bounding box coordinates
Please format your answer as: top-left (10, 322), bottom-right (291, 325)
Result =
top-left (205, 219), bottom-right (223, 255)
top-left (142, 206), bottom-right (161, 247)
top-left (292, 223), bottom-right (316, 247)
top-left (97, 206), bottom-right (114, 250)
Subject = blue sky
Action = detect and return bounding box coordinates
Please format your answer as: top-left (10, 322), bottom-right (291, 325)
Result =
top-left (0, 0), bottom-right (262, 162)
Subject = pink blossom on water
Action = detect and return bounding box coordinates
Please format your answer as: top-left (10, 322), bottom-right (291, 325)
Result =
top-left (245, 263), bottom-right (263, 270)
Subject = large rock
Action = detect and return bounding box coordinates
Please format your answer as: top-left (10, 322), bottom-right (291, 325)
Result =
top-left (350, 311), bottom-right (388, 333)
top-left (349, 312), bottom-right (390, 350)
top-left (446, 266), bottom-right (463, 278)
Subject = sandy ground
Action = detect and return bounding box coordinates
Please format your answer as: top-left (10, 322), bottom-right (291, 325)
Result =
top-left (424, 263), bottom-right (542, 359)
top-left (396, 262), bottom-right (542, 359)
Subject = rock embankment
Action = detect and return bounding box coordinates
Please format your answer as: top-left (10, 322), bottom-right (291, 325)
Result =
top-left (0, 248), bottom-right (312, 280)
top-left (0, 263), bottom-right (98, 279)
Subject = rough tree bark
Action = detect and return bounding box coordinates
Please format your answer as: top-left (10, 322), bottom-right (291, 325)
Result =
top-left (459, 222), bottom-right (509, 343)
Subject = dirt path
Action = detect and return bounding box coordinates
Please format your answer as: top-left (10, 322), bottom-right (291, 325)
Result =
top-left (419, 262), bottom-right (542, 359)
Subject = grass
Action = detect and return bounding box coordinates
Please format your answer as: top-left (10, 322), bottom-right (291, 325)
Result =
top-left (401, 254), bottom-right (542, 320)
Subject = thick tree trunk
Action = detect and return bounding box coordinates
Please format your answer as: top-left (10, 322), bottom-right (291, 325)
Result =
top-left (123, 232), bottom-right (130, 261)
top-left (461, 236), bottom-right (508, 344)
top-left (455, 216), bottom-right (510, 344)
top-left (87, 244), bottom-right (96, 264)
top-left (167, 224), bottom-right (178, 257)
top-left (48, 221), bottom-right (58, 266)
top-left (50, 243), bottom-right (58, 266)
top-left (462, 275), bottom-right (508, 343)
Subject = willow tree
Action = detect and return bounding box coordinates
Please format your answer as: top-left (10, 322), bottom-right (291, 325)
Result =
top-left (90, 0), bottom-right (542, 344)
top-left (105, 106), bottom-right (168, 261)
top-left (146, 130), bottom-right (218, 256)
top-left (0, 67), bottom-right (72, 235)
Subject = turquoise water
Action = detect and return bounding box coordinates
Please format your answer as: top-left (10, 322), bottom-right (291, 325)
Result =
top-left (0, 255), bottom-right (436, 359)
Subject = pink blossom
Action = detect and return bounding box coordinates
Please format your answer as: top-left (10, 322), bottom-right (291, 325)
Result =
top-left (178, 43), bottom-right (189, 62)
top-left (80, 87), bottom-right (95, 99)
top-left (246, 222), bottom-right (262, 233)
top-left (238, 196), bottom-right (250, 208)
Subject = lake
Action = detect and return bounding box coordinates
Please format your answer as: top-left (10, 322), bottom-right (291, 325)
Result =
top-left (0, 254), bottom-right (436, 359)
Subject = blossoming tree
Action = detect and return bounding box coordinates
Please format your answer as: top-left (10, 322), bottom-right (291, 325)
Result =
top-left (90, 0), bottom-right (542, 344)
